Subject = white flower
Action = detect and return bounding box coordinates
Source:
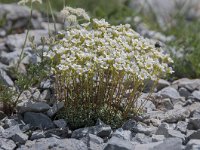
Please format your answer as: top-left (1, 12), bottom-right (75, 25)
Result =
top-left (93, 19), bottom-right (110, 27)
top-left (61, 6), bottom-right (90, 23)
top-left (66, 15), bottom-right (77, 24)
top-left (18, 0), bottom-right (42, 5)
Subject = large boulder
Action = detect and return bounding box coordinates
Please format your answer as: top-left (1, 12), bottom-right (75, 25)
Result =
top-left (17, 100), bottom-right (50, 113)
top-left (23, 112), bottom-right (55, 129)
top-left (0, 4), bottom-right (42, 35)
top-left (17, 137), bottom-right (87, 150)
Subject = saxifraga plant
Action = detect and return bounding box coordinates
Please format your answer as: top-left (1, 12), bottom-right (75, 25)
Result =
top-left (45, 7), bottom-right (173, 129)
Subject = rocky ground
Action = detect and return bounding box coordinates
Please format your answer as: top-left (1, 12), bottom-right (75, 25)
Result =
top-left (1, 3), bottom-right (200, 150)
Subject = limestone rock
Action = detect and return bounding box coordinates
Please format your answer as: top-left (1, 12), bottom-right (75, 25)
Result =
top-left (23, 112), bottom-right (55, 129)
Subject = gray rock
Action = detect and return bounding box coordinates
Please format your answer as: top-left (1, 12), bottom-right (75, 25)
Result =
top-left (44, 128), bottom-right (70, 138)
top-left (2, 125), bottom-right (22, 139)
top-left (0, 42), bottom-right (7, 52)
top-left (173, 78), bottom-right (200, 92)
top-left (0, 138), bottom-right (16, 150)
top-left (0, 63), bottom-right (8, 71)
top-left (6, 30), bottom-right (48, 51)
top-left (4, 119), bottom-right (19, 128)
top-left (133, 141), bottom-right (163, 150)
top-left (30, 130), bottom-right (45, 140)
top-left (112, 128), bottom-right (132, 141)
top-left (157, 79), bottom-right (170, 91)
top-left (193, 111), bottom-right (200, 118)
top-left (158, 87), bottom-right (182, 103)
top-left (0, 4), bottom-right (42, 32)
top-left (72, 124), bottom-right (112, 139)
top-left (188, 129), bottom-right (200, 140)
top-left (189, 118), bottom-right (200, 130)
top-left (132, 123), bottom-right (157, 135)
top-left (11, 132), bottom-right (28, 145)
top-left (184, 99), bottom-right (193, 107)
top-left (187, 102), bottom-right (200, 114)
top-left (152, 138), bottom-right (182, 150)
top-left (0, 50), bottom-right (20, 65)
top-left (40, 79), bottom-right (52, 89)
top-left (179, 87), bottom-right (191, 99)
top-left (185, 139), bottom-right (200, 150)
top-left (132, 133), bottom-right (152, 144)
top-left (86, 134), bottom-right (104, 144)
top-left (81, 134), bottom-right (104, 150)
top-left (192, 91), bottom-right (200, 101)
top-left (30, 88), bottom-right (41, 101)
top-left (0, 126), bottom-right (5, 135)
top-left (155, 123), bottom-right (185, 141)
top-left (0, 29), bottom-right (6, 37)
top-left (186, 130), bottom-right (196, 139)
top-left (17, 100), bottom-right (50, 113)
top-left (19, 124), bottom-right (31, 133)
top-left (18, 90), bottom-right (32, 102)
top-left (104, 136), bottom-right (134, 150)
top-left (0, 69), bottom-right (14, 86)
top-left (155, 123), bottom-right (172, 135)
top-left (89, 142), bottom-right (104, 150)
top-left (149, 118), bottom-right (161, 127)
top-left (167, 129), bottom-right (185, 141)
top-left (53, 119), bottom-right (67, 129)
top-left (47, 101), bottom-right (64, 117)
top-left (168, 123), bottom-right (177, 130)
top-left (152, 134), bottom-right (165, 142)
top-left (173, 101), bottom-right (185, 109)
top-left (23, 112), bottom-right (55, 129)
top-left (136, 93), bottom-right (156, 112)
top-left (144, 110), bottom-right (166, 120)
top-left (122, 119), bottom-right (137, 131)
top-left (17, 137), bottom-right (87, 150)
top-left (72, 127), bottom-right (91, 139)
top-left (39, 89), bottom-right (51, 100)
top-left (160, 98), bottom-right (174, 110)
top-left (0, 4), bottom-right (40, 21)
top-left (176, 121), bottom-right (188, 134)
top-left (163, 108), bottom-right (190, 123)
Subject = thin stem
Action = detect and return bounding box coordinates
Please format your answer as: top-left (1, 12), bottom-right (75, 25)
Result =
top-left (47, 0), bottom-right (57, 33)
top-left (16, 0), bottom-right (33, 71)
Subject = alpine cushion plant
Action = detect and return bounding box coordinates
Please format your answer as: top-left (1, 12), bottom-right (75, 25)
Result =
top-left (45, 7), bottom-right (173, 129)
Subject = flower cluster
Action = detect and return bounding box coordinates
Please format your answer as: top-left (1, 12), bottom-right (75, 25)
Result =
top-left (45, 19), bottom-right (173, 81)
top-left (18, 0), bottom-right (42, 5)
top-left (60, 6), bottom-right (90, 24)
